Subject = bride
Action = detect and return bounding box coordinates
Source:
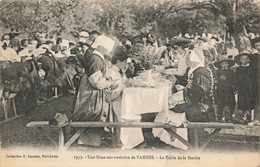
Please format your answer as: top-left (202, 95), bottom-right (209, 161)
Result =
top-left (104, 46), bottom-right (129, 146)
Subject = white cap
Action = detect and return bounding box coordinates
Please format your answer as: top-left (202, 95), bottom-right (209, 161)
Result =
top-left (79, 31), bottom-right (89, 37)
top-left (91, 35), bottom-right (115, 54)
top-left (207, 33), bottom-right (212, 39)
top-left (61, 39), bottom-right (69, 48)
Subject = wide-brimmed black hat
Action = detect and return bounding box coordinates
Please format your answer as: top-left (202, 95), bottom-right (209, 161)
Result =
top-left (49, 113), bottom-right (70, 127)
top-left (214, 55), bottom-right (235, 69)
top-left (251, 37), bottom-right (260, 48)
top-left (112, 45), bottom-right (128, 61)
top-left (170, 37), bottom-right (192, 46)
top-left (198, 37), bottom-right (211, 42)
top-left (234, 53), bottom-right (251, 65)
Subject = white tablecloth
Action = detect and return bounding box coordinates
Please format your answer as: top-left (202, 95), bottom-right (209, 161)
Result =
top-left (120, 85), bottom-right (169, 149)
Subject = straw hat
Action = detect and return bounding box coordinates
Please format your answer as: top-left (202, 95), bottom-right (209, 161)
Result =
top-left (169, 37), bottom-right (192, 46)
top-left (214, 55), bottom-right (235, 69)
top-left (251, 37), bottom-right (260, 48)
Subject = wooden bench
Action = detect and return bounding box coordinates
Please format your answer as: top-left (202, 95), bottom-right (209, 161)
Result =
top-left (1, 95), bottom-right (17, 121)
top-left (26, 121), bottom-right (234, 151)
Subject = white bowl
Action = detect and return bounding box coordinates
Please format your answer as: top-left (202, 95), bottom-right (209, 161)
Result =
top-left (121, 115), bottom-right (141, 123)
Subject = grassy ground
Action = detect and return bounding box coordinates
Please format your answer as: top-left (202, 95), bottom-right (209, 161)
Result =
top-left (0, 95), bottom-right (259, 152)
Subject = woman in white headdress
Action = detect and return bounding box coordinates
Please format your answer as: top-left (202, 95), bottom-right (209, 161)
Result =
top-left (72, 35), bottom-right (121, 146)
top-left (154, 50), bottom-right (215, 149)
top-left (73, 36), bottom-right (118, 122)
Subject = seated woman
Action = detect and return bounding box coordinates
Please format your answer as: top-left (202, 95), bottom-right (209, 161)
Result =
top-left (154, 50), bottom-right (215, 149)
top-left (171, 50), bottom-right (215, 144)
top-left (104, 46), bottom-right (129, 146)
top-left (171, 51), bottom-right (214, 122)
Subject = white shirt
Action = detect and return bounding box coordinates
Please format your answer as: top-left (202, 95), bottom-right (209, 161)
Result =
top-left (105, 65), bottom-right (126, 100)
top-left (0, 47), bottom-right (19, 62)
top-left (176, 51), bottom-right (188, 76)
top-left (226, 47), bottom-right (239, 59)
top-left (106, 65), bottom-right (122, 81)
top-left (18, 48), bottom-right (32, 60)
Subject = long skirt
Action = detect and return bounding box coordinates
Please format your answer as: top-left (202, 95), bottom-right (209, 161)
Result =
top-left (72, 73), bottom-right (106, 121)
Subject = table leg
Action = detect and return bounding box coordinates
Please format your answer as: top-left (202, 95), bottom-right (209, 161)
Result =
top-left (193, 128), bottom-right (199, 149)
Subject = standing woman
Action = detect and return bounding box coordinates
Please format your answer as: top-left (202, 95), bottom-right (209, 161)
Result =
top-left (73, 36), bottom-right (118, 122)
top-left (72, 36), bottom-right (119, 146)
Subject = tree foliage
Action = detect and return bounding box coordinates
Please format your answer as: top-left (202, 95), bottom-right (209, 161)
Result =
top-left (0, 0), bottom-right (259, 40)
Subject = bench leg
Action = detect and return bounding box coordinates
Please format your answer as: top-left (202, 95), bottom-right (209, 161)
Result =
top-left (200, 129), bottom-right (221, 150)
top-left (193, 128), bottom-right (199, 149)
top-left (64, 128), bottom-right (86, 150)
top-left (53, 87), bottom-right (58, 98)
top-left (164, 128), bottom-right (193, 149)
top-left (37, 127), bottom-right (58, 146)
top-left (59, 127), bottom-right (65, 151)
top-left (2, 99), bottom-right (8, 120)
top-left (12, 98), bottom-right (17, 117)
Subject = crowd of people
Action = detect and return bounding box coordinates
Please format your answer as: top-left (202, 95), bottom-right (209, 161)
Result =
top-left (0, 29), bottom-right (259, 147)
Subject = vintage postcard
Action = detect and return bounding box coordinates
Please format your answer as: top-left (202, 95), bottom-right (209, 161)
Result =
top-left (0, 0), bottom-right (259, 166)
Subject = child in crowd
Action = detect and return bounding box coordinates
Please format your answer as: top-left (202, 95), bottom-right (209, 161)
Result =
top-left (214, 56), bottom-right (235, 122)
top-left (234, 53), bottom-right (254, 122)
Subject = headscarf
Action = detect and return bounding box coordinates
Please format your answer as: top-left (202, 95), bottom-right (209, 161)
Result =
top-left (187, 50), bottom-right (205, 77)
top-left (91, 35), bottom-right (116, 57)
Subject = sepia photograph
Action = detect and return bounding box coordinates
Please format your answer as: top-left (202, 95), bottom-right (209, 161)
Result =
top-left (0, 0), bottom-right (259, 166)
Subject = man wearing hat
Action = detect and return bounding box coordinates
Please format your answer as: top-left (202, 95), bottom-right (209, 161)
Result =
top-left (160, 40), bottom-right (176, 67)
top-left (235, 52), bottom-right (258, 124)
top-left (251, 37), bottom-right (260, 54)
top-left (214, 56), bottom-right (235, 122)
top-left (169, 37), bottom-right (193, 86)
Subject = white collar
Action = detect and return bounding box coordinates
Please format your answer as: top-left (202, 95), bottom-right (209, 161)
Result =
top-left (93, 50), bottom-right (104, 60)
top-left (110, 64), bottom-right (120, 72)
top-left (241, 63), bottom-right (249, 67)
top-left (252, 49), bottom-right (260, 54)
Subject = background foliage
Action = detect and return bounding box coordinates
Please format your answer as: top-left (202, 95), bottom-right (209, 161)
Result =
top-left (0, 0), bottom-right (260, 40)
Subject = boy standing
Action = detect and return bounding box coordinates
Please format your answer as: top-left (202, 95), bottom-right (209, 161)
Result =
top-left (214, 56), bottom-right (235, 122)
top-left (234, 53), bottom-right (254, 122)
